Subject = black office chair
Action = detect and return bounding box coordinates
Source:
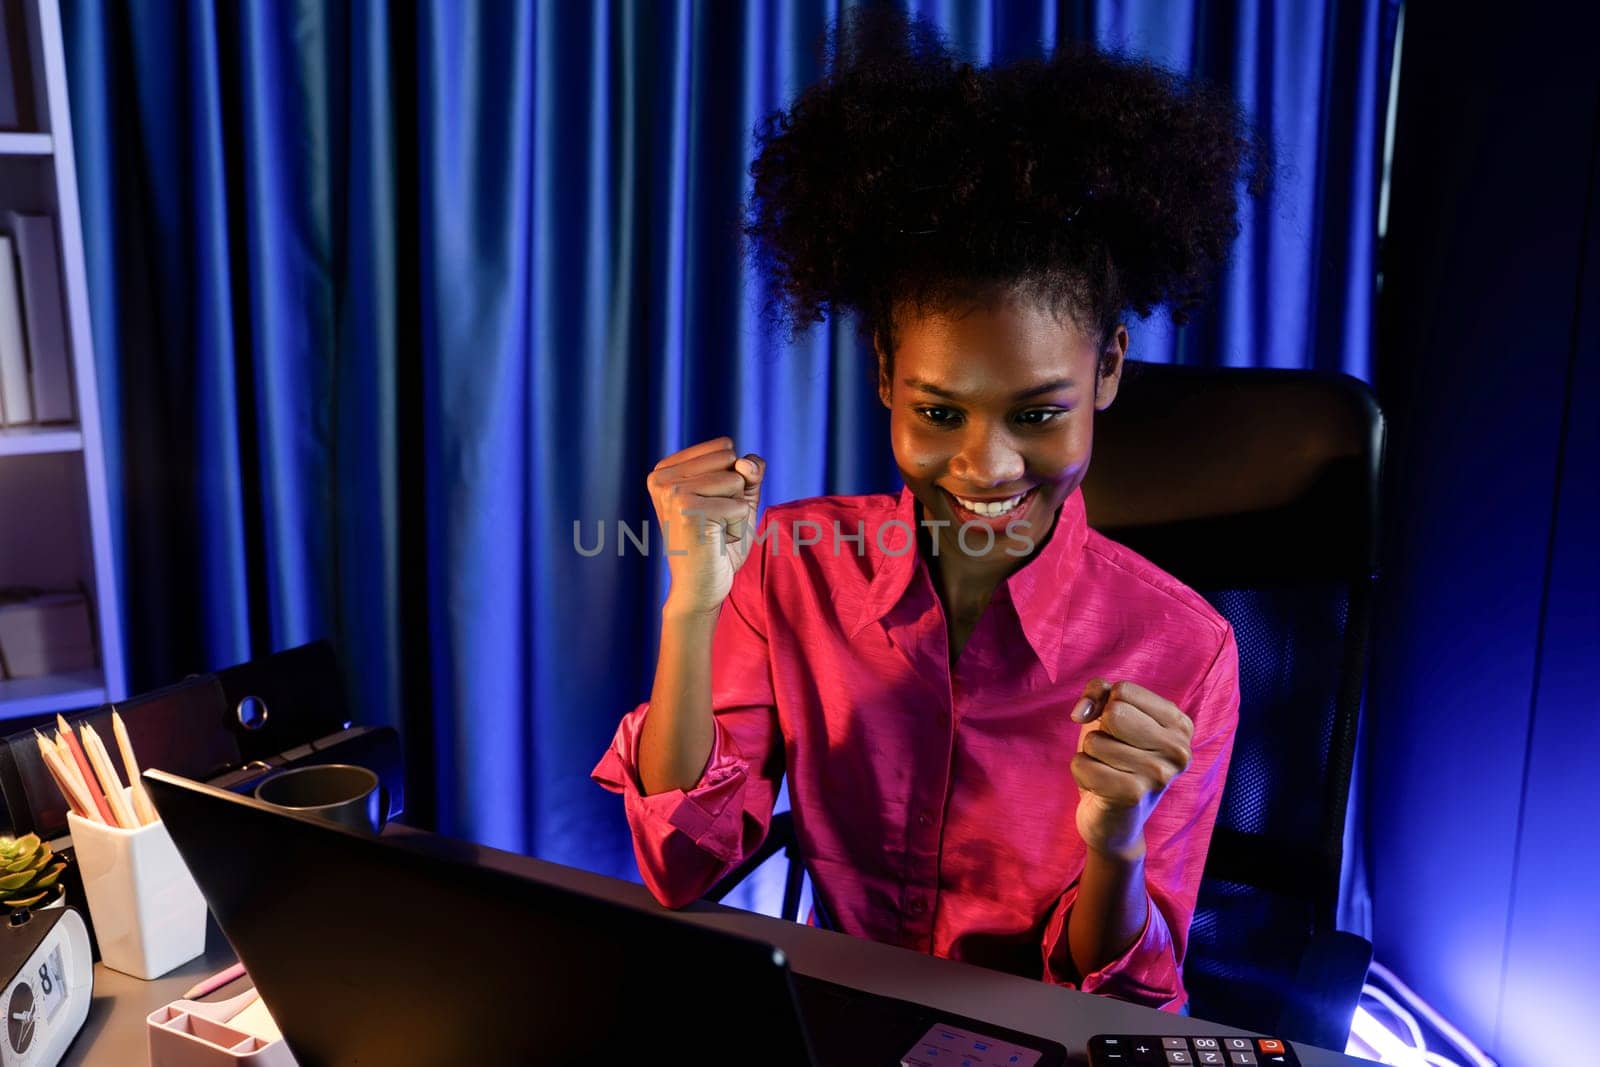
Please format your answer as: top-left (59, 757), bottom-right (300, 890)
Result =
top-left (1080, 361), bottom-right (1384, 1048)
top-left (708, 360), bottom-right (1385, 1051)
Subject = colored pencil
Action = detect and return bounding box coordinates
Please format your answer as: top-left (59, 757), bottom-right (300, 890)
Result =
top-left (51, 734), bottom-right (91, 806)
top-left (111, 711), bottom-right (159, 825)
top-left (33, 731), bottom-right (96, 820)
top-left (182, 961), bottom-right (249, 1000)
top-left (80, 724), bottom-right (137, 829)
top-left (33, 732), bottom-right (77, 815)
top-left (56, 715), bottom-right (116, 825)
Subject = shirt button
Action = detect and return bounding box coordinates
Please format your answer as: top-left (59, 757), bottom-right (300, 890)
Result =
top-left (916, 812), bottom-right (932, 826)
top-left (908, 898), bottom-right (927, 915)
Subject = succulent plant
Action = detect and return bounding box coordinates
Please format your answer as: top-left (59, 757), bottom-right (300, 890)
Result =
top-left (0, 834), bottom-right (65, 909)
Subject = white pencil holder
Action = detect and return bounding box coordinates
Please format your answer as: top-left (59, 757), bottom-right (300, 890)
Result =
top-left (68, 789), bottom-right (208, 979)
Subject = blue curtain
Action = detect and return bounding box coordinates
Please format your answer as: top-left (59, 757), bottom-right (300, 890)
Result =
top-left (60, 0), bottom-right (1388, 912)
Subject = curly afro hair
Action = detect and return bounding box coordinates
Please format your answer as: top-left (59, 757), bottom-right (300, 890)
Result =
top-left (740, 6), bottom-right (1269, 370)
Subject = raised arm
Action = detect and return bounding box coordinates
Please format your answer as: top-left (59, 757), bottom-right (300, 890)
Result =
top-left (592, 438), bottom-right (783, 907)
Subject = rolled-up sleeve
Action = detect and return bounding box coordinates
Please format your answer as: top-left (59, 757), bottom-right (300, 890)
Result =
top-left (1039, 622), bottom-right (1241, 1009)
top-left (590, 517), bottom-right (784, 909)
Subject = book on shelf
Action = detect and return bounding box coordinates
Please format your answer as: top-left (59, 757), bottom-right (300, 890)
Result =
top-left (0, 588), bottom-right (96, 681)
top-left (0, 232), bottom-right (29, 425)
top-left (4, 212), bottom-right (73, 423)
top-left (0, 0), bottom-right (16, 130)
top-left (0, 0), bottom-right (36, 131)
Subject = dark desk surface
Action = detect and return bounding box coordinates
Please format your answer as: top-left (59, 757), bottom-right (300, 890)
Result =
top-left (63, 826), bottom-right (1370, 1066)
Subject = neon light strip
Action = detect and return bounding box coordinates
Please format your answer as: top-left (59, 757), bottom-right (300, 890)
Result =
top-left (1365, 986), bottom-right (1428, 1051)
top-left (1349, 1005), bottom-right (1431, 1066)
top-left (1367, 962), bottom-right (1496, 1067)
top-left (1345, 1024), bottom-right (1383, 1061)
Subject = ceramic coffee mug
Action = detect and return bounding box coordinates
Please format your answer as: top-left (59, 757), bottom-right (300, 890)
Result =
top-left (253, 764), bottom-right (388, 835)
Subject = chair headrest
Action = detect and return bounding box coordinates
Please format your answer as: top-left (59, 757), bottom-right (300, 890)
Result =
top-left (1082, 362), bottom-right (1386, 586)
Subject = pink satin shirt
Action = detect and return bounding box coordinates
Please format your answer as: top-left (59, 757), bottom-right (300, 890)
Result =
top-left (592, 485), bottom-right (1239, 1010)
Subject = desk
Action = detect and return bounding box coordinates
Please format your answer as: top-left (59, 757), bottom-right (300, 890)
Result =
top-left (63, 916), bottom-right (239, 1067)
top-left (62, 826), bottom-right (1371, 1066)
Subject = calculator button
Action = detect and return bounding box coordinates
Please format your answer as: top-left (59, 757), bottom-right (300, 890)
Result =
top-left (1229, 1053), bottom-right (1257, 1065)
top-left (1163, 1039), bottom-right (1189, 1049)
top-left (1224, 1038), bottom-right (1252, 1051)
top-left (1197, 1053), bottom-right (1223, 1065)
top-left (1092, 1037), bottom-right (1132, 1064)
top-left (1257, 1040), bottom-right (1285, 1055)
top-left (1166, 1053), bottom-right (1192, 1065)
top-left (1193, 1038), bottom-right (1219, 1050)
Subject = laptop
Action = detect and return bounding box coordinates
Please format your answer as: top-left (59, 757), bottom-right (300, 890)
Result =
top-left (143, 770), bottom-right (1069, 1065)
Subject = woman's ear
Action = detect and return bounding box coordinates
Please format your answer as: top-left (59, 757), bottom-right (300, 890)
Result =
top-left (875, 340), bottom-right (893, 409)
top-left (1093, 325), bottom-right (1129, 411)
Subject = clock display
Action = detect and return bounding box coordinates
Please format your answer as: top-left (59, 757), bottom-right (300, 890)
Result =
top-left (36, 945), bottom-right (66, 1026)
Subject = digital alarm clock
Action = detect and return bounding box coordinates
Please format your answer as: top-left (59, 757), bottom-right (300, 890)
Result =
top-left (0, 906), bottom-right (91, 1067)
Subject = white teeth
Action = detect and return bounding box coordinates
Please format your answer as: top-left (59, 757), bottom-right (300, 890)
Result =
top-left (953, 491), bottom-right (1026, 517)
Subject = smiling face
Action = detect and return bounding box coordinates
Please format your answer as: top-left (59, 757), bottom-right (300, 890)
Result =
top-left (877, 294), bottom-right (1128, 573)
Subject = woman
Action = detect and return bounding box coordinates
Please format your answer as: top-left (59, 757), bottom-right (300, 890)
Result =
top-left (593, 9), bottom-right (1263, 1012)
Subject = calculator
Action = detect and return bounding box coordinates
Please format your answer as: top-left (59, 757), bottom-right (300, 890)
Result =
top-left (1087, 1033), bottom-right (1301, 1066)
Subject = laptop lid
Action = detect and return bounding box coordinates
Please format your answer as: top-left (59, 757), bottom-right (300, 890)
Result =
top-left (142, 770), bottom-right (817, 1065)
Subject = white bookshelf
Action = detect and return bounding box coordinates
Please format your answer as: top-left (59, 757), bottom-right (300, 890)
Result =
top-left (0, 669), bottom-right (104, 717)
top-left (0, 0), bottom-right (124, 719)
top-left (0, 425), bottom-right (80, 455)
top-left (0, 132), bottom-right (48, 155)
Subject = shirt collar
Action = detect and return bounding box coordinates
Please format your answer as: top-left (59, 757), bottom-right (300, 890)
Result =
top-left (1004, 486), bottom-right (1089, 683)
top-left (849, 483), bottom-right (1090, 682)
top-left (848, 485), bottom-right (923, 638)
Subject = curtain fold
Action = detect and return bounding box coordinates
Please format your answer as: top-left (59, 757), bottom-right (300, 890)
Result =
top-left (60, 0), bottom-right (1388, 914)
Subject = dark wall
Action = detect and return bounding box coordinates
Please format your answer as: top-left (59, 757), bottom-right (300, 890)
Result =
top-left (1369, 5), bottom-right (1600, 1063)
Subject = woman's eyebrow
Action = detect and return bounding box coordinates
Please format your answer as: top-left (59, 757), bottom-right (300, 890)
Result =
top-left (902, 377), bottom-right (1077, 400)
top-left (1011, 379), bottom-right (1077, 399)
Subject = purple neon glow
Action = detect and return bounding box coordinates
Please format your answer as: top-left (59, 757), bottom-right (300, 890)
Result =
top-left (1348, 1004), bottom-right (1431, 1065)
top-left (1341, 961), bottom-right (1496, 1067)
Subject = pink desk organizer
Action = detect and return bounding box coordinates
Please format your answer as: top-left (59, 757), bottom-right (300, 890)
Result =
top-left (146, 988), bottom-right (297, 1066)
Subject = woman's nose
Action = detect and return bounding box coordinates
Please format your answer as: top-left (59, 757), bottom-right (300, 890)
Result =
top-left (952, 425), bottom-right (1025, 488)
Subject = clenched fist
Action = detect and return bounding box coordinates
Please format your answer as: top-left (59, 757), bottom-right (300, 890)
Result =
top-left (1070, 679), bottom-right (1194, 860)
top-left (646, 436), bottom-right (766, 616)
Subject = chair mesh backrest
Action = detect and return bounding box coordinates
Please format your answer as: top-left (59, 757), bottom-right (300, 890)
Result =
top-left (1185, 877), bottom-right (1318, 1029)
top-left (1183, 582), bottom-right (1354, 1027)
top-left (1202, 584), bottom-right (1349, 845)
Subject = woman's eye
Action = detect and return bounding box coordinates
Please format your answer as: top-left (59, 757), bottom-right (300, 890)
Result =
top-left (1015, 408), bottom-right (1067, 426)
top-left (915, 406), bottom-right (961, 427)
